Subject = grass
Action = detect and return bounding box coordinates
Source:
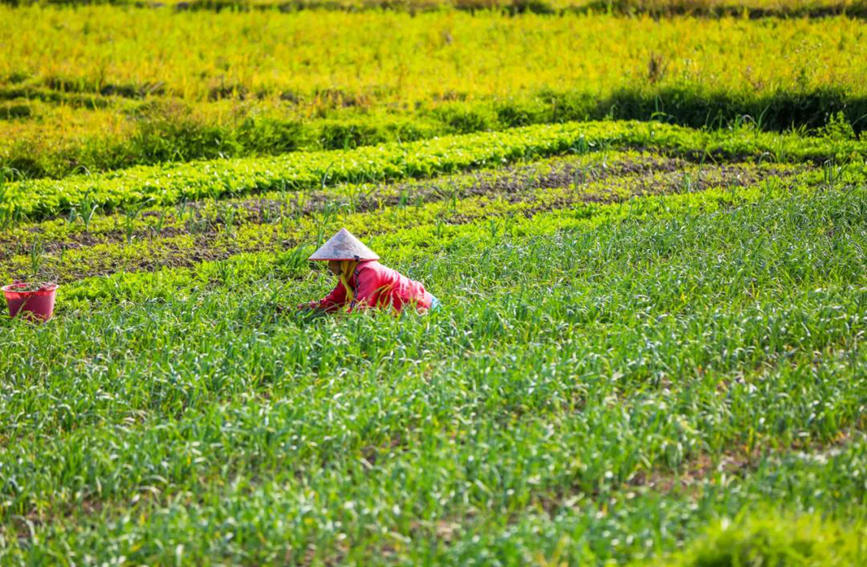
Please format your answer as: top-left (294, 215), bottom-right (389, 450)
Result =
top-left (658, 511), bottom-right (867, 566)
top-left (10, 0), bottom-right (867, 14)
top-left (0, 152), bottom-right (864, 562)
top-left (5, 5), bottom-right (861, 103)
top-left (1, 6), bottom-right (866, 178)
top-left (0, 4), bottom-right (865, 562)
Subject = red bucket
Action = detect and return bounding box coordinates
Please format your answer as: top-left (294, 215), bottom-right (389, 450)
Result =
top-left (2, 282), bottom-right (58, 322)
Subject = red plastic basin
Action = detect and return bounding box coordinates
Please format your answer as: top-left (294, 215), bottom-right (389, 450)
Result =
top-left (2, 283), bottom-right (58, 322)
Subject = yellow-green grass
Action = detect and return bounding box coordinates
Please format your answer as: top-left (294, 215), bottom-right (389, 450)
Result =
top-left (4, 8), bottom-right (863, 106)
top-left (1, 7), bottom-right (866, 178)
top-left (9, 0), bottom-right (867, 16)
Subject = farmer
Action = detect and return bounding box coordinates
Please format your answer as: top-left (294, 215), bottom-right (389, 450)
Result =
top-left (298, 228), bottom-right (439, 314)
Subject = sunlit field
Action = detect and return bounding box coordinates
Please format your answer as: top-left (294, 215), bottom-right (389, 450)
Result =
top-left (0, 1), bottom-right (865, 565)
top-left (1, 4), bottom-right (866, 177)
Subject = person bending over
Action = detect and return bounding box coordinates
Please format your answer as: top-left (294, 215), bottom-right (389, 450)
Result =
top-left (299, 228), bottom-right (440, 314)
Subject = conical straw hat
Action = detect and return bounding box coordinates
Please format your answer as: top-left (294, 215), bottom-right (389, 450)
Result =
top-left (308, 228), bottom-right (379, 261)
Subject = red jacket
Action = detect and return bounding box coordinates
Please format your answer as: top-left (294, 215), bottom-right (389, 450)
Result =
top-left (314, 260), bottom-right (433, 313)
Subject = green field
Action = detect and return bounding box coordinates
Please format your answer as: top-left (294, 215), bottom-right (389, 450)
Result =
top-left (0, 1), bottom-right (865, 565)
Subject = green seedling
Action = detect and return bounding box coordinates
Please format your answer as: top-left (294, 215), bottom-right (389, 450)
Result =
top-left (0, 158), bottom-right (865, 564)
top-left (28, 237), bottom-right (44, 279)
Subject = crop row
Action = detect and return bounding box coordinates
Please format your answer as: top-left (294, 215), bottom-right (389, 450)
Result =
top-left (2, 7), bottom-right (866, 178)
top-left (31, 161), bottom-right (844, 312)
top-left (2, 120), bottom-right (863, 222)
top-left (0, 159), bottom-right (810, 284)
top-left (0, 150), bottom-right (803, 263)
top-left (0, 181), bottom-right (864, 562)
top-left (16, 166), bottom-right (853, 424)
top-left (0, 151), bottom-right (680, 250)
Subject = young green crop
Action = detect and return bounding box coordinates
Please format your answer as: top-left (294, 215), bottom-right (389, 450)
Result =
top-left (1, 120), bottom-right (863, 221)
top-left (6, 160), bottom-right (824, 309)
top-left (0, 174), bottom-right (864, 563)
top-left (0, 151), bottom-right (675, 251)
top-left (0, 157), bottom-right (806, 283)
top-left (0, 3), bottom-right (865, 562)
